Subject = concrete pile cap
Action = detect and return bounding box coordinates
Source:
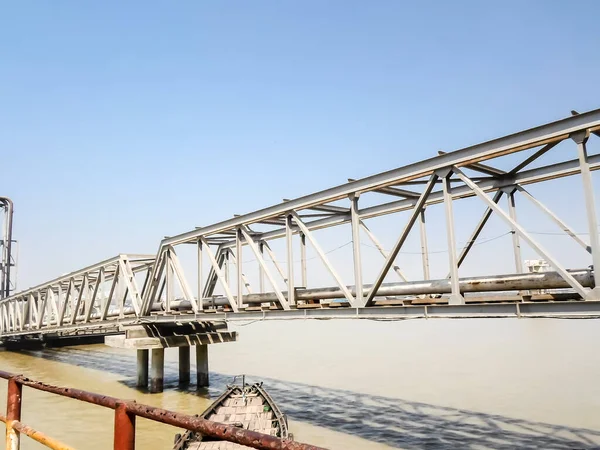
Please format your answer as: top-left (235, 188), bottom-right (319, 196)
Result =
top-left (105, 322), bottom-right (237, 349)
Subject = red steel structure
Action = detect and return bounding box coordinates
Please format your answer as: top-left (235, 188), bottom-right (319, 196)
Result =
top-left (0, 371), bottom-right (324, 450)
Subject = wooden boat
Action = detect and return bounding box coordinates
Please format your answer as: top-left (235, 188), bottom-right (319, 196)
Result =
top-left (173, 376), bottom-right (292, 449)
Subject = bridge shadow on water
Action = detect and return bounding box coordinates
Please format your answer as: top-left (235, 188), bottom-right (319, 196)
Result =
top-left (17, 347), bottom-right (600, 449)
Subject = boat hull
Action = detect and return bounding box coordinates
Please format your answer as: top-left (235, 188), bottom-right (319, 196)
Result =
top-left (173, 381), bottom-right (290, 450)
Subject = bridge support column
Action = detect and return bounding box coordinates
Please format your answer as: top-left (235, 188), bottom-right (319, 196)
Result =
top-left (105, 322), bottom-right (236, 393)
top-left (150, 348), bottom-right (164, 393)
top-left (136, 349), bottom-right (148, 388)
top-left (179, 346), bottom-right (190, 385)
top-left (196, 345), bottom-right (209, 387)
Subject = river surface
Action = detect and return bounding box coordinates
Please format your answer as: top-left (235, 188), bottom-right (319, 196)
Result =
top-left (1, 318), bottom-right (599, 449)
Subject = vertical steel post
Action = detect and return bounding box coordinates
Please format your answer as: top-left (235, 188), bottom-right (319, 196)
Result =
top-left (441, 170), bottom-right (464, 305)
top-left (113, 403), bottom-right (135, 450)
top-left (224, 250), bottom-right (230, 286)
top-left (197, 239), bottom-right (203, 311)
top-left (258, 242), bottom-right (265, 293)
top-left (179, 346), bottom-right (190, 385)
top-left (196, 345), bottom-right (209, 387)
top-left (285, 215), bottom-right (295, 305)
top-left (506, 189), bottom-right (524, 273)
top-left (350, 195), bottom-right (364, 305)
top-left (6, 376), bottom-right (22, 450)
top-left (419, 208), bottom-right (430, 280)
top-left (300, 233), bottom-right (307, 288)
top-left (23, 295), bottom-right (31, 331)
top-left (165, 249), bottom-right (173, 313)
top-left (573, 131), bottom-right (600, 298)
top-left (118, 272), bottom-right (127, 318)
top-left (136, 349), bottom-right (148, 388)
top-left (236, 229), bottom-right (243, 309)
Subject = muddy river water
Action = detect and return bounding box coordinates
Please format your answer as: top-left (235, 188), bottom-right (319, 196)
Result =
top-left (0, 318), bottom-right (599, 449)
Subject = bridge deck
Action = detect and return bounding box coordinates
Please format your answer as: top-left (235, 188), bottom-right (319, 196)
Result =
top-left (1, 300), bottom-right (598, 341)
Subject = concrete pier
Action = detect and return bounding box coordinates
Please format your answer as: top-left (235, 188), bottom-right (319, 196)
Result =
top-left (105, 322), bottom-right (236, 393)
top-left (150, 348), bottom-right (164, 393)
top-left (137, 349), bottom-right (149, 388)
top-left (196, 345), bottom-right (209, 387)
top-left (179, 346), bottom-right (190, 385)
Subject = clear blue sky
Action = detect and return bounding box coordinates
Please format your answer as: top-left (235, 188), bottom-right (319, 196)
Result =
top-left (2, 1), bottom-right (600, 289)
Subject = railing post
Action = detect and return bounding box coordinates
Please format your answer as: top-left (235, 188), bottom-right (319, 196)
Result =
top-left (6, 376), bottom-right (22, 450)
top-left (114, 403), bottom-right (135, 450)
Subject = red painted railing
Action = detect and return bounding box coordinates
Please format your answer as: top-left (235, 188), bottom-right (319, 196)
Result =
top-left (0, 371), bottom-right (325, 450)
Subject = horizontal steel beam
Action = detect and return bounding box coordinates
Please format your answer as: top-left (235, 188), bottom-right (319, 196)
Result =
top-left (2, 298), bottom-right (599, 339)
top-left (572, 110), bottom-right (600, 137)
top-left (286, 202), bottom-right (349, 214)
top-left (437, 150), bottom-right (506, 176)
top-left (215, 154), bottom-right (600, 249)
top-left (166, 301), bottom-right (600, 320)
top-left (348, 178), bottom-right (421, 198)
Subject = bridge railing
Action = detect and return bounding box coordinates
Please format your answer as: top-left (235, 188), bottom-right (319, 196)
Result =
top-left (0, 370), bottom-right (323, 450)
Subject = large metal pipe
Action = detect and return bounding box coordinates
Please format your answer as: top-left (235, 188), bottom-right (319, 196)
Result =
top-left (169, 269), bottom-right (594, 309)
top-left (75, 304), bottom-right (162, 322)
top-left (0, 197), bottom-right (14, 299)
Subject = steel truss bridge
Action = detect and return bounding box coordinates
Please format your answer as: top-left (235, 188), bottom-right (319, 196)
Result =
top-left (2, 109), bottom-right (600, 340)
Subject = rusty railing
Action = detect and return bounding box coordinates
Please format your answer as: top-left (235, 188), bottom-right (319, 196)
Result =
top-left (0, 371), bottom-right (325, 450)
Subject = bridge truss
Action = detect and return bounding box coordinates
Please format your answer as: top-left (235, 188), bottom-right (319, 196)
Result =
top-left (2, 109), bottom-right (600, 338)
top-left (0, 255), bottom-right (155, 337)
